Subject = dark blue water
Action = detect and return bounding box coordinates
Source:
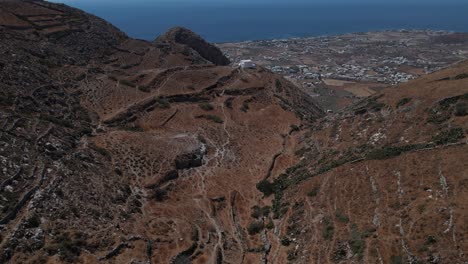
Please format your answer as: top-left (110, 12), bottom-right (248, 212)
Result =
top-left (65, 2), bottom-right (468, 42)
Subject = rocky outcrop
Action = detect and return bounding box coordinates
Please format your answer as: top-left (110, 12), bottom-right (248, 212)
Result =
top-left (156, 27), bottom-right (230, 65)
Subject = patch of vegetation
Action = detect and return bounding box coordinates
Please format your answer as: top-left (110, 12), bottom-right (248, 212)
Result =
top-left (396, 97), bottom-right (412, 108)
top-left (247, 221), bottom-right (264, 235)
top-left (281, 237), bottom-right (291, 246)
top-left (24, 213), bottom-right (41, 228)
top-left (138, 85), bottom-right (150, 93)
top-left (39, 114), bottom-right (73, 128)
top-left (93, 146), bottom-right (111, 159)
top-left (0, 92), bottom-right (15, 107)
top-left (322, 217), bottom-right (334, 240)
top-left (335, 209), bottom-right (349, 223)
top-left (432, 127), bottom-right (464, 145)
top-left (256, 179), bottom-right (275, 196)
top-left (307, 187), bottom-right (320, 197)
top-left (45, 233), bottom-right (86, 262)
top-left (241, 98), bottom-right (254, 112)
top-left (275, 79), bottom-right (283, 93)
top-left (250, 206), bottom-right (271, 218)
top-left (265, 219), bottom-right (274, 229)
top-left (452, 73), bottom-right (468, 80)
top-left (454, 102), bottom-right (468, 116)
top-left (120, 79), bottom-right (137, 88)
top-left (224, 97), bottom-right (234, 109)
top-left (121, 126), bottom-right (144, 132)
top-left (365, 143), bottom-right (432, 160)
top-left (425, 235), bottom-right (437, 245)
top-left (354, 96), bottom-right (386, 115)
top-left (427, 109), bottom-right (451, 124)
top-left (199, 102), bottom-right (214, 111)
top-left (317, 151), bottom-right (358, 174)
top-left (290, 124), bottom-right (300, 132)
top-left (204, 114), bottom-right (223, 124)
top-left (349, 224), bottom-right (365, 258)
top-left (390, 255), bottom-right (403, 264)
top-left (152, 188), bottom-right (167, 202)
top-left (155, 98), bottom-right (170, 109)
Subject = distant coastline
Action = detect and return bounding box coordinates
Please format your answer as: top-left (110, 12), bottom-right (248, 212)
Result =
top-left (62, 2), bottom-right (468, 43)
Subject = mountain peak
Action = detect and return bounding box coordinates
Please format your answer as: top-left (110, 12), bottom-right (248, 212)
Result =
top-left (156, 26), bottom-right (230, 65)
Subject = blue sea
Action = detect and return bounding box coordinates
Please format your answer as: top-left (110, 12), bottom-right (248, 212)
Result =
top-left (62, 2), bottom-right (468, 43)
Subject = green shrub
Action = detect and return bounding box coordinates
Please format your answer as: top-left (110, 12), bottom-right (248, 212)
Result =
top-left (365, 144), bottom-right (431, 160)
top-left (307, 187), bottom-right (319, 197)
top-left (275, 79), bottom-right (283, 92)
top-left (454, 102), bottom-right (467, 116)
top-left (241, 98), bottom-right (253, 112)
top-left (199, 102), bottom-right (214, 111)
top-left (40, 114), bottom-right (73, 128)
top-left (247, 221), bottom-right (264, 235)
top-left (206, 115), bottom-right (223, 124)
top-left (24, 214), bottom-right (41, 228)
top-left (155, 98), bottom-right (170, 109)
top-left (349, 224), bottom-right (365, 258)
top-left (390, 255), bottom-right (403, 264)
top-left (452, 73), bottom-right (468, 80)
top-left (265, 219), bottom-right (274, 229)
top-left (432, 127), bottom-right (464, 145)
top-left (335, 209), bottom-right (349, 223)
top-left (256, 179), bottom-right (275, 196)
top-left (426, 235), bottom-right (437, 245)
top-left (280, 237), bottom-right (291, 246)
top-left (396, 97), bottom-right (412, 108)
top-left (224, 97), bottom-right (234, 109)
top-left (138, 86), bottom-right (150, 93)
top-left (322, 218), bottom-right (334, 240)
top-left (120, 79), bottom-right (137, 88)
top-left (290, 124), bottom-right (300, 132)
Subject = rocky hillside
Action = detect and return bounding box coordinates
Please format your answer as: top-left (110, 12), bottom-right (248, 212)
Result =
top-left (0, 1), bottom-right (321, 263)
top-left (0, 1), bottom-right (467, 264)
top-left (255, 62), bottom-right (468, 263)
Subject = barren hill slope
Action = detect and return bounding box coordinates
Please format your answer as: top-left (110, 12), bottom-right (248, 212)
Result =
top-left (0, 1), bottom-right (467, 264)
top-left (257, 62), bottom-right (468, 263)
top-left (0, 1), bottom-right (322, 263)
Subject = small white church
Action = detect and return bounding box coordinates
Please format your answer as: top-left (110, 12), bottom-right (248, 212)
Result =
top-left (239, 60), bottom-right (256, 69)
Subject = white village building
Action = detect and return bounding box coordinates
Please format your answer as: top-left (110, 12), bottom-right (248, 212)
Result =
top-left (239, 60), bottom-right (256, 69)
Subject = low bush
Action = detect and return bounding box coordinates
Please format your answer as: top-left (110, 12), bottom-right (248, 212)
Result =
top-left (155, 98), bottom-right (170, 109)
top-left (454, 102), bottom-right (467, 116)
top-left (120, 79), bottom-right (137, 88)
top-left (280, 237), bottom-right (291, 246)
top-left (432, 127), bottom-right (464, 145)
top-left (365, 144), bottom-right (431, 160)
top-left (247, 221), bottom-right (264, 235)
top-left (396, 97), bottom-right (412, 108)
top-left (199, 102), bottom-right (214, 111)
top-left (138, 86), bottom-right (150, 93)
top-left (307, 187), bottom-right (319, 197)
top-left (335, 209), bottom-right (349, 223)
top-left (256, 179), bottom-right (275, 196)
top-left (205, 115), bottom-right (223, 124)
top-left (322, 217), bottom-right (334, 240)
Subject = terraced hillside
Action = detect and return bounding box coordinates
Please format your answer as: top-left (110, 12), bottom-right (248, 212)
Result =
top-left (0, 1), bottom-right (467, 264)
top-left (256, 62), bottom-right (468, 263)
top-left (0, 1), bottom-right (322, 263)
